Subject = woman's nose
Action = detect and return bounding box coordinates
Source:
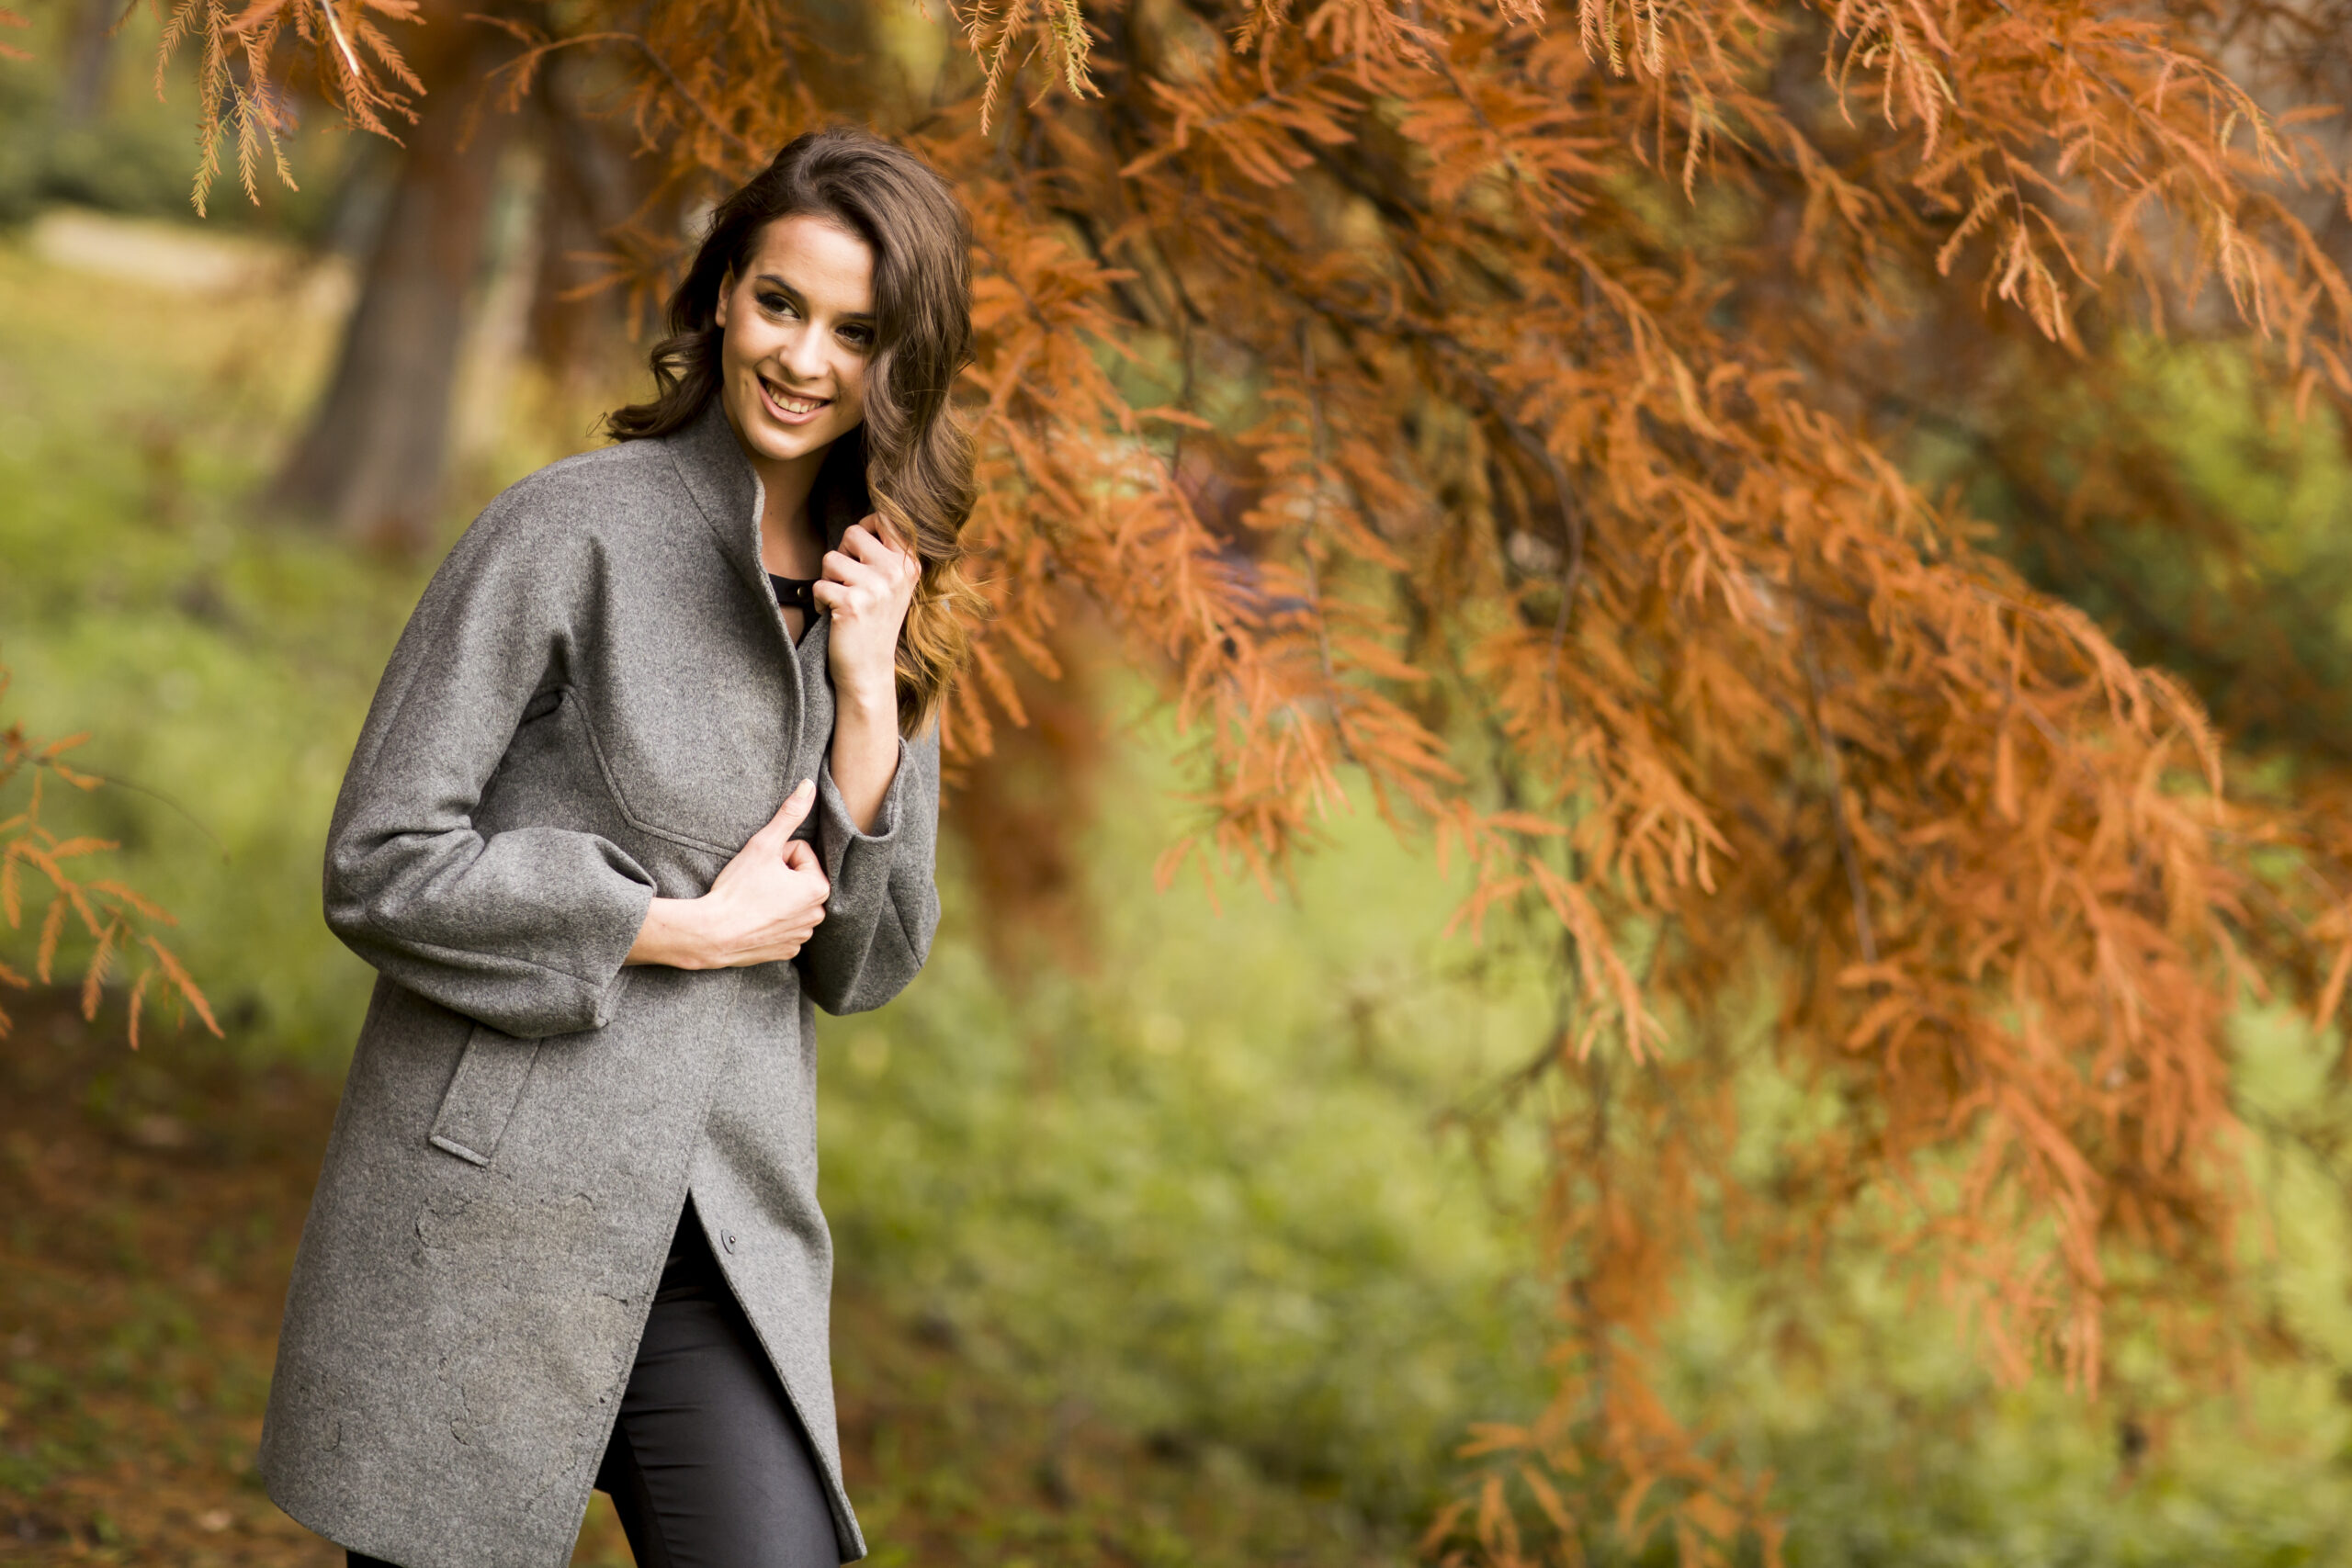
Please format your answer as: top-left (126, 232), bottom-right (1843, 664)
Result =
top-left (780, 323), bottom-right (831, 385)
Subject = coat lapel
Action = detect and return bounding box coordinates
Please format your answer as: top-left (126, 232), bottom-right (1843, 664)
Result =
top-left (665, 399), bottom-right (872, 573)
top-left (664, 400), bottom-right (810, 775)
top-left (666, 399), bottom-right (771, 606)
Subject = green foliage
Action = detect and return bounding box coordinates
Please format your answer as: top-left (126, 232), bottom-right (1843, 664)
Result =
top-left (1709, 1020), bottom-right (2352, 1566)
top-left (0, 5), bottom-right (348, 231)
top-left (0, 69), bottom-right (190, 225)
top-left (820, 764), bottom-right (1555, 1522)
top-left (1914, 340), bottom-right (2352, 767)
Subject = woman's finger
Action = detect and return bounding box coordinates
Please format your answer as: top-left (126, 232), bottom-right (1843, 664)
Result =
top-left (820, 548), bottom-right (882, 587)
top-left (748, 779), bottom-right (817, 849)
top-left (842, 522), bottom-right (916, 577)
top-left (843, 518), bottom-right (911, 557)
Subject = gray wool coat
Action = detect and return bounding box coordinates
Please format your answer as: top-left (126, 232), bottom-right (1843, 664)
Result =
top-left (259, 400), bottom-right (937, 1568)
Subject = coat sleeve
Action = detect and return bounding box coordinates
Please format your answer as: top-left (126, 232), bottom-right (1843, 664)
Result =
top-left (794, 728), bottom-right (942, 1015)
top-left (322, 492), bottom-right (657, 1040)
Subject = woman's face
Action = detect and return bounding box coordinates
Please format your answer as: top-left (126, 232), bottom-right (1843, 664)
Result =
top-left (713, 213), bottom-right (876, 471)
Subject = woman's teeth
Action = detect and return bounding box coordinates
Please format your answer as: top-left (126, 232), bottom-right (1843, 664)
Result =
top-left (765, 383), bottom-right (826, 416)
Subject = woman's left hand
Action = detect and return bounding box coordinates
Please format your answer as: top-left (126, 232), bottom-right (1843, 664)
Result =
top-left (813, 518), bottom-right (918, 719)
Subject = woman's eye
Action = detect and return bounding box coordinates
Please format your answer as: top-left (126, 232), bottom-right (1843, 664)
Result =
top-left (840, 325), bottom-right (874, 349)
top-left (758, 292), bottom-right (797, 317)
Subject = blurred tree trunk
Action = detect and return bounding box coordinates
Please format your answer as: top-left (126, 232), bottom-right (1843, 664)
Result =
top-left (57, 0), bottom-right (117, 126)
top-left (526, 55), bottom-right (647, 392)
top-left (267, 18), bottom-right (520, 551)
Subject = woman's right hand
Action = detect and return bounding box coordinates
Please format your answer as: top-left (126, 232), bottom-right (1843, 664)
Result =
top-left (627, 781), bottom-right (832, 969)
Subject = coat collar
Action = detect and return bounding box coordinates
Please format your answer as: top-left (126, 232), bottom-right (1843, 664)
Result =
top-left (667, 397), bottom-right (769, 604)
top-left (662, 399), bottom-right (842, 761)
top-left (664, 396), bottom-right (872, 592)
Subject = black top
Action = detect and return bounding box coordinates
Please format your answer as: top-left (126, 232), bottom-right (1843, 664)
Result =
top-left (769, 573), bottom-right (818, 613)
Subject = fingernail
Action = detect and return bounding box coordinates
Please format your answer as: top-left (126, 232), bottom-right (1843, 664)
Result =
top-left (797, 778), bottom-right (815, 795)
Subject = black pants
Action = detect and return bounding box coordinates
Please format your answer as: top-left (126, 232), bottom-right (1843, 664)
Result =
top-left (349, 1201), bottom-right (841, 1568)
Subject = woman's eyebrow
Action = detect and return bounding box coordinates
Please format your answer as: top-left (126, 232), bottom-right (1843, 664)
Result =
top-left (752, 273), bottom-right (875, 324)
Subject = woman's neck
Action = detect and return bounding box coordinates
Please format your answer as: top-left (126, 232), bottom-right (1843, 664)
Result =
top-left (734, 432), bottom-right (828, 581)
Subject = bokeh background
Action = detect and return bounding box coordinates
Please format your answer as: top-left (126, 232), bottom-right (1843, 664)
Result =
top-left (6, 2), bottom-right (2352, 1565)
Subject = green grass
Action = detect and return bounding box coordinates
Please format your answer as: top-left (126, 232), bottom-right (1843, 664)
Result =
top-left (7, 207), bottom-right (2352, 1565)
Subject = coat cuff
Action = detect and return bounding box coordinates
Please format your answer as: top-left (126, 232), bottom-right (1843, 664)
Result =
top-left (581, 877), bottom-right (658, 1028)
top-left (815, 739), bottom-right (906, 883)
top-left (818, 739), bottom-right (907, 846)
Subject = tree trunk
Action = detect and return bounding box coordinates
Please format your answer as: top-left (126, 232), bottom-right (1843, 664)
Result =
top-left (57, 0), bottom-right (117, 127)
top-left (526, 55), bottom-right (648, 392)
top-left (267, 22), bottom-right (519, 551)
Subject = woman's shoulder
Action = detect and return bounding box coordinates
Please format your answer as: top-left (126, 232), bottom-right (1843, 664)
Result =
top-left (404, 446), bottom-right (690, 619)
top-left (486, 438), bottom-right (681, 525)
top-left (449, 436), bottom-right (708, 563)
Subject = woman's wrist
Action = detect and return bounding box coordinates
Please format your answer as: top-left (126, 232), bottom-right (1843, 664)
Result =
top-left (826, 689), bottom-right (903, 834)
top-left (832, 672), bottom-right (898, 724)
top-left (627, 896), bottom-right (718, 969)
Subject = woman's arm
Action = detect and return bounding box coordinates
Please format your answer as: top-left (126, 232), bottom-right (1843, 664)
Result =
top-left (325, 491), bottom-right (656, 1040)
top-left (796, 730), bottom-right (942, 1014)
top-left (813, 521), bottom-right (918, 830)
top-left (828, 688), bottom-right (902, 832)
top-left (794, 519), bottom-right (942, 1014)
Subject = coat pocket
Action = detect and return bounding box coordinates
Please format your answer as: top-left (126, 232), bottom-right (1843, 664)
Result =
top-left (427, 1024), bottom-right (544, 1167)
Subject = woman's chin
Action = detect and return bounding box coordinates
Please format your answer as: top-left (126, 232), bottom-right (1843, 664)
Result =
top-left (751, 423), bottom-right (835, 464)
top-left (724, 389), bottom-right (854, 467)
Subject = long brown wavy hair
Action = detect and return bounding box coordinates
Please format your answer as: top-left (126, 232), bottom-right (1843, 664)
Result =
top-left (607, 126), bottom-right (979, 737)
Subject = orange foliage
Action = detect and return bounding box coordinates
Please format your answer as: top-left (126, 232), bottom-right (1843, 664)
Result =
top-left (143, 0), bottom-right (2352, 1559)
top-left (0, 670), bottom-right (219, 1050)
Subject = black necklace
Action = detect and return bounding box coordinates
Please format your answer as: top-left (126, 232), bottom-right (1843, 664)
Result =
top-left (768, 573), bottom-right (818, 613)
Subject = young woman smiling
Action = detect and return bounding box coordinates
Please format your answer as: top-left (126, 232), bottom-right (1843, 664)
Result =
top-left (259, 127), bottom-right (978, 1568)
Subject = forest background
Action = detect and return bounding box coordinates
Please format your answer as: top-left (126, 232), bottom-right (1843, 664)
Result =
top-left (6, 0), bottom-right (2352, 1562)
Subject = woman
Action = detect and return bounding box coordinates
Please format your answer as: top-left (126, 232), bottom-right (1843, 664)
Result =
top-left (260, 126), bottom-right (976, 1568)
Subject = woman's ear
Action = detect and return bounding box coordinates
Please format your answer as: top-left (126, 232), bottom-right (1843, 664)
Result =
top-left (713, 270), bottom-right (735, 330)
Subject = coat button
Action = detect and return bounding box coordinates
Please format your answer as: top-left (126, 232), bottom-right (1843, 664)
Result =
top-left (721, 1232), bottom-right (738, 1254)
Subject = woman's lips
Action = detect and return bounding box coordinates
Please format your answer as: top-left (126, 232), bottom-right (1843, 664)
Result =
top-left (759, 377), bottom-right (831, 425)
